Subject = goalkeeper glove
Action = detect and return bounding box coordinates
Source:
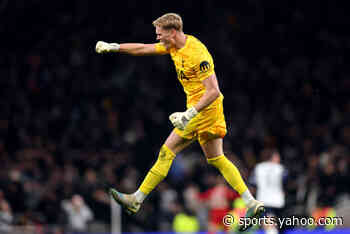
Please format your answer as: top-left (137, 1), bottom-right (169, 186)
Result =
top-left (95, 41), bottom-right (120, 53)
top-left (169, 107), bottom-right (198, 130)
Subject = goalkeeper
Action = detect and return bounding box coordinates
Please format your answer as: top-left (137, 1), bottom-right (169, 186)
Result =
top-left (96, 13), bottom-right (264, 231)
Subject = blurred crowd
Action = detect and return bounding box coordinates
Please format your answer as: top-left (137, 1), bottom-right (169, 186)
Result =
top-left (0, 0), bottom-right (349, 233)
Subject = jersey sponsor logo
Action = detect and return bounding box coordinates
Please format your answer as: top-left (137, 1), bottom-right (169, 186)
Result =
top-left (200, 61), bottom-right (210, 72)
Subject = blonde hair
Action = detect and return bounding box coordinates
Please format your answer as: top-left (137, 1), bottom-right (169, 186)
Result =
top-left (152, 13), bottom-right (183, 32)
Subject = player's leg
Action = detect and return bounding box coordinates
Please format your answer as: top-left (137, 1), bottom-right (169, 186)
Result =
top-left (110, 130), bottom-right (194, 214)
top-left (200, 137), bottom-right (249, 200)
top-left (199, 136), bottom-right (264, 231)
top-left (263, 208), bottom-right (279, 234)
top-left (137, 130), bottom-right (194, 196)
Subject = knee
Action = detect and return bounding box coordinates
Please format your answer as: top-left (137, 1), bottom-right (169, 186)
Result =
top-left (207, 154), bottom-right (225, 167)
top-left (150, 145), bottom-right (176, 177)
top-left (158, 144), bottom-right (176, 161)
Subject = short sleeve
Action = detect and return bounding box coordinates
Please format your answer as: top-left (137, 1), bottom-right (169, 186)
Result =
top-left (154, 43), bottom-right (169, 55)
top-left (194, 52), bottom-right (214, 81)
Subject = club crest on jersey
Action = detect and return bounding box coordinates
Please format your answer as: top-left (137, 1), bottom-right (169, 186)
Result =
top-left (200, 61), bottom-right (210, 72)
top-left (177, 69), bottom-right (189, 80)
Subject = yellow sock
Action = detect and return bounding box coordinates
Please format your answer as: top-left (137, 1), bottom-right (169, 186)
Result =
top-left (139, 144), bottom-right (176, 194)
top-left (207, 155), bottom-right (248, 194)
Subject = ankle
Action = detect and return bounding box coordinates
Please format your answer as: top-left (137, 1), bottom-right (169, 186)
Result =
top-left (246, 200), bottom-right (256, 208)
top-left (134, 190), bottom-right (147, 203)
top-left (241, 190), bottom-right (255, 207)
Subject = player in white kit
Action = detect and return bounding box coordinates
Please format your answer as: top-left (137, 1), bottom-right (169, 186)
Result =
top-left (250, 150), bottom-right (288, 234)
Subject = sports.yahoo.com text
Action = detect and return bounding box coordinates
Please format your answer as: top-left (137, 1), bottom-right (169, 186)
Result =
top-left (223, 215), bottom-right (343, 229)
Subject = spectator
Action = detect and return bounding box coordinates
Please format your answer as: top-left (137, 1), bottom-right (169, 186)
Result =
top-left (61, 194), bottom-right (94, 233)
top-left (0, 196), bottom-right (13, 233)
top-left (199, 173), bottom-right (239, 232)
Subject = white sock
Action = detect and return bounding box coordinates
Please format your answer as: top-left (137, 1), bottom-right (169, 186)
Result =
top-left (133, 189), bottom-right (147, 203)
top-left (241, 190), bottom-right (255, 207)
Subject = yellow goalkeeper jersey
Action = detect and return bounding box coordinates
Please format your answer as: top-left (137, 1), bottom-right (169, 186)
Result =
top-left (155, 35), bottom-right (219, 108)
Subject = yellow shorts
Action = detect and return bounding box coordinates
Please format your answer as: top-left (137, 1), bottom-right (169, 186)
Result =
top-left (175, 96), bottom-right (227, 145)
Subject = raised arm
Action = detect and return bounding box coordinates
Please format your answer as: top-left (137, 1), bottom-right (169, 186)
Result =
top-left (95, 41), bottom-right (161, 56)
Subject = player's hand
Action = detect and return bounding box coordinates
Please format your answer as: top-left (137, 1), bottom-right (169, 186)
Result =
top-left (95, 41), bottom-right (120, 53)
top-left (169, 107), bottom-right (198, 130)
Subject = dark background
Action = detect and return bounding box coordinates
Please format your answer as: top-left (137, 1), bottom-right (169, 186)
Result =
top-left (0, 0), bottom-right (349, 232)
